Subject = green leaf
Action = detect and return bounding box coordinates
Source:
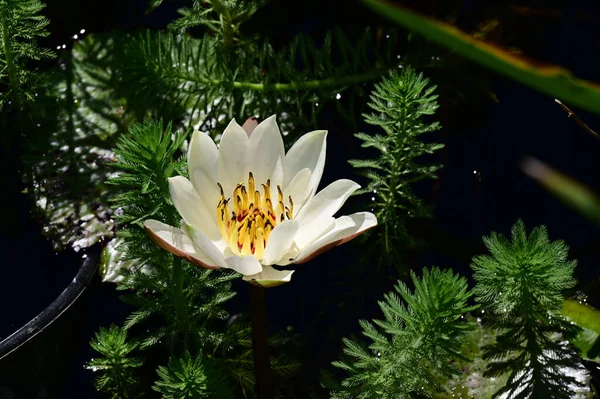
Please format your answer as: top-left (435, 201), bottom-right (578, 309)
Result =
top-left (362, 0), bottom-right (600, 115)
top-left (562, 299), bottom-right (600, 363)
top-left (522, 157), bottom-right (600, 227)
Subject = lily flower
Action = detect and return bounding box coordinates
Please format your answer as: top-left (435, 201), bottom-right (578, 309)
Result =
top-left (144, 115), bottom-right (377, 287)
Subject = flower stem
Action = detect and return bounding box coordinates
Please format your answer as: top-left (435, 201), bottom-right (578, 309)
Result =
top-left (250, 284), bottom-right (273, 399)
top-left (171, 255), bottom-right (188, 345)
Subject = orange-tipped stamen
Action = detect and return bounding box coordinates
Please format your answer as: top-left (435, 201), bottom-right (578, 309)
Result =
top-left (216, 174), bottom-right (294, 261)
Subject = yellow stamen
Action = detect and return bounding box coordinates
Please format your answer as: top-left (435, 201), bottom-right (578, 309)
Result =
top-left (277, 185), bottom-right (284, 205)
top-left (277, 185), bottom-right (285, 222)
top-left (248, 172), bottom-right (255, 195)
top-left (240, 186), bottom-right (249, 210)
top-left (263, 180), bottom-right (271, 204)
top-left (228, 227), bottom-right (240, 256)
top-left (216, 183), bottom-right (229, 239)
top-left (249, 219), bottom-right (257, 254)
top-left (254, 190), bottom-right (261, 208)
top-left (241, 224), bottom-right (252, 254)
top-left (264, 220), bottom-right (273, 243)
top-left (216, 174), bottom-right (295, 261)
top-left (254, 227), bottom-right (265, 259)
top-left (233, 184), bottom-right (243, 215)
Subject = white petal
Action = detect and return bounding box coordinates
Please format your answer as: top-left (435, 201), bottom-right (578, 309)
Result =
top-left (218, 119), bottom-right (250, 196)
top-left (294, 178), bottom-right (360, 242)
top-left (295, 179), bottom-right (360, 222)
top-left (293, 216), bottom-right (336, 250)
top-left (273, 245), bottom-right (301, 266)
top-left (248, 115), bottom-right (285, 189)
top-left (293, 212), bottom-right (377, 264)
top-left (269, 156), bottom-right (284, 200)
top-left (168, 176), bottom-right (221, 240)
top-left (144, 220), bottom-right (217, 268)
top-left (283, 168), bottom-right (312, 215)
top-left (188, 130), bottom-right (220, 215)
top-left (243, 265), bottom-right (294, 288)
top-left (182, 222), bottom-right (228, 268)
top-left (224, 255), bottom-right (263, 276)
top-left (283, 130), bottom-right (327, 198)
top-left (262, 220), bottom-right (299, 265)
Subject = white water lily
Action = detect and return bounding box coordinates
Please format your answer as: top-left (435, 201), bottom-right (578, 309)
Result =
top-left (144, 115), bottom-right (377, 287)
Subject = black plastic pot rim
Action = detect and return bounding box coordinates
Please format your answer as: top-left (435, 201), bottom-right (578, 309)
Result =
top-left (0, 250), bottom-right (99, 360)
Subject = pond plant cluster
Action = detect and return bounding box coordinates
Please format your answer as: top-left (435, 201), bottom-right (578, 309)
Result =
top-left (2, 0), bottom-right (600, 398)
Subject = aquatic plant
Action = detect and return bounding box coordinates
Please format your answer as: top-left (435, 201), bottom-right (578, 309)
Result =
top-left (107, 119), bottom-right (236, 349)
top-left (349, 67), bottom-right (444, 266)
top-left (471, 221), bottom-right (586, 398)
top-left (153, 351), bottom-right (233, 399)
top-left (328, 268), bottom-right (476, 398)
top-left (0, 0), bottom-right (54, 109)
top-left (86, 325), bottom-right (143, 398)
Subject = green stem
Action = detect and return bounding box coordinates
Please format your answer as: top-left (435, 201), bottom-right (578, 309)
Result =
top-left (172, 256), bottom-right (188, 344)
top-left (174, 67), bottom-right (390, 92)
top-left (208, 0), bottom-right (231, 22)
top-left (250, 284), bottom-right (273, 399)
top-left (208, 0), bottom-right (234, 47)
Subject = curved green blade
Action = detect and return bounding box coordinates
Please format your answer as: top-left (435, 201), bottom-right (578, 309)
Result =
top-left (362, 0), bottom-right (600, 115)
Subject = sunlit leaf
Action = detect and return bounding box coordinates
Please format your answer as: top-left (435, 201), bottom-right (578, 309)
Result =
top-left (562, 299), bottom-right (600, 363)
top-left (362, 0), bottom-right (600, 115)
top-left (522, 157), bottom-right (600, 227)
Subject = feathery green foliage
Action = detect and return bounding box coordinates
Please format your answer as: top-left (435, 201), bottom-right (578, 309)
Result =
top-left (213, 320), bottom-right (301, 398)
top-left (85, 325), bottom-right (143, 399)
top-left (471, 220), bottom-right (585, 398)
top-left (167, 0), bottom-right (267, 46)
top-left (330, 268), bottom-right (476, 398)
top-left (0, 0), bottom-right (54, 109)
top-left (153, 351), bottom-right (233, 399)
top-left (91, 120), bottom-right (300, 397)
top-left (108, 120), bottom-right (236, 350)
top-left (121, 27), bottom-right (395, 140)
top-left (350, 68), bottom-right (444, 265)
top-left (109, 119), bottom-right (187, 265)
top-left (29, 4), bottom-right (399, 250)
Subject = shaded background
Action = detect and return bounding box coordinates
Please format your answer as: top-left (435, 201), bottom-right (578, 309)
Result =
top-left (2, 0), bottom-right (600, 397)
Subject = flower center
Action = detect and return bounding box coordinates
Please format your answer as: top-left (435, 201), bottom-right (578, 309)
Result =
top-left (216, 172), bottom-right (294, 260)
